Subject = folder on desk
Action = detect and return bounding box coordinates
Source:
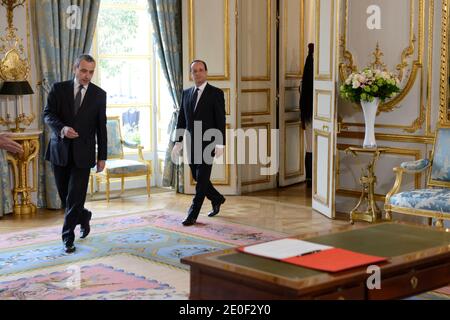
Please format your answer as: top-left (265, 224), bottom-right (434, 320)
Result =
top-left (237, 238), bottom-right (333, 260)
top-left (238, 238), bottom-right (387, 273)
top-left (282, 248), bottom-right (387, 272)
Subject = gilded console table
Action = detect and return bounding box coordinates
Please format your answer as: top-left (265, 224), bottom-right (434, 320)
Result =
top-left (4, 130), bottom-right (42, 215)
top-left (345, 147), bottom-right (388, 224)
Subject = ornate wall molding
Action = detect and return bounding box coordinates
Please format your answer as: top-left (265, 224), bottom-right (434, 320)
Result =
top-left (339, 0), bottom-right (426, 133)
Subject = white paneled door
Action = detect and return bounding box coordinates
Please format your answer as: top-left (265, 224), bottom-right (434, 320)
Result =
top-left (312, 0), bottom-right (338, 218)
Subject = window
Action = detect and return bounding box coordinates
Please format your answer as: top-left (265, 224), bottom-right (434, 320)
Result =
top-left (93, 0), bottom-right (176, 186)
top-left (93, 0), bottom-right (153, 153)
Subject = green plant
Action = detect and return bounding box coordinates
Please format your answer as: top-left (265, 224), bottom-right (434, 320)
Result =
top-left (340, 68), bottom-right (401, 103)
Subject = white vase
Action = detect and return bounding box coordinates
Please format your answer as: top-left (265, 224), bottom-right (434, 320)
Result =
top-left (360, 98), bottom-right (379, 149)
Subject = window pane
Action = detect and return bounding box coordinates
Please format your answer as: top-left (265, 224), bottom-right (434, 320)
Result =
top-left (157, 77), bottom-right (174, 152)
top-left (100, 59), bottom-right (151, 105)
top-left (97, 8), bottom-right (150, 55)
top-left (107, 107), bottom-right (152, 151)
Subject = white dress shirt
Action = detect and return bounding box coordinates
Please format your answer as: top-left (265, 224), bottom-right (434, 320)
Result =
top-left (60, 79), bottom-right (89, 138)
top-left (74, 78), bottom-right (88, 105)
top-left (193, 81), bottom-right (224, 150)
top-left (193, 81), bottom-right (207, 112)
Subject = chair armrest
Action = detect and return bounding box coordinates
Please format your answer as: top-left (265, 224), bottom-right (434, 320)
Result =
top-left (123, 140), bottom-right (139, 149)
top-left (385, 161), bottom-right (430, 208)
top-left (385, 167), bottom-right (406, 207)
top-left (400, 158), bottom-right (431, 173)
top-left (122, 140), bottom-right (145, 162)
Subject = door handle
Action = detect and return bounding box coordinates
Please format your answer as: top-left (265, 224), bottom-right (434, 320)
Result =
top-left (322, 125), bottom-right (330, 132)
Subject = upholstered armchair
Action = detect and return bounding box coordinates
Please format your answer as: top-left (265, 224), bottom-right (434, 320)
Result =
top-left (90, 116), bottom-right (152, 201)
top-left (385, 128), bottom-right (450, 228)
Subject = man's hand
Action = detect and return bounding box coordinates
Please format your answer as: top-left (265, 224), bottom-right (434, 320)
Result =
top-left (96, 160), bottom-right (106, 173)
top-left (171, 142), bottom-right (183, 159)
top-left (63, 127), bottom-right (79, 139)
top-left (0, 132), bottom-right (23, 154)
top-left (214, 145), bottom-right (225, 158)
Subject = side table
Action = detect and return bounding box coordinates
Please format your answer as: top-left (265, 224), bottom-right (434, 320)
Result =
top-left (4, 130), bottom-right (42, 215)
top-left (345, 147), bottom-right (388, 224)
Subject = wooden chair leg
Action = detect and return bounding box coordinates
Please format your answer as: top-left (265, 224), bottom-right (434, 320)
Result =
top-left (146, 173), bottom-right (150, 197)
top-left (121, 177), bottom-right (124, 195)
top-left (96, 176), bottom-right (101, 192)
top-left (385, 208), bottom-right (392, 221)
top-left (89, 174), bottom-right (94, 196)
top-left (106, 176), bottom-right (110, 202)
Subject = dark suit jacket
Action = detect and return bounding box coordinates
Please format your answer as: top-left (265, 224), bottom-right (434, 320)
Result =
top-left (44, 80), bottom-right (107, 168)
top-left (300, 52), bottom-right (314, 129)
top-left (176, 83), bottom-right (226, 163)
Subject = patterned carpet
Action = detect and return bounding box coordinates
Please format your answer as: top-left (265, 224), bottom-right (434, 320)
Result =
top-left (0, 210), bottom-right (285, 300)
top-left (0, 209), bottom-right (448, 300)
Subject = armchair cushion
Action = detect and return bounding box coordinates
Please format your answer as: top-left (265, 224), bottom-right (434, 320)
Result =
top-left (104, 159), bottom-right (149, 175)
top-left (400, 159), bottom-right (430, 172)
top-left (389, 189), bottom-right (450, 213)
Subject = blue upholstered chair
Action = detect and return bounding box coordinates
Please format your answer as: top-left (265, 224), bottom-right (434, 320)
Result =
top-left (90, 116), bottom-right (152, 201)
top-left (385, 128), bottom-right (450, 227)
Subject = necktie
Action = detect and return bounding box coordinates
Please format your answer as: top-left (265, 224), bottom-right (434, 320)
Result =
top-left (74, 84), bottom-right (84, 115)
top-left (192, 88), bottom-right (199, 112)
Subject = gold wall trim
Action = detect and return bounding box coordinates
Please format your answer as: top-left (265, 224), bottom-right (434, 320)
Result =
top-left (313, 129), bottom-right (331, 206)
top-left (241, 122), bottom-right (272, 186)
top-left (337, 189), bottom-right (386, 202)
top-left (337, 131), bottom-right (434, 144)
top-left (220, 88), bottom-right (231, 115)
top-left (315, 0), bottom-right (334, 81)
top-left (241, 88), bottom-right (271, 116)
top-left (284, 0), bottom-right (305, 79)
top-left (314, 89), bottom-right (332, 122)
top-left (284, 120), bottom-right (304, 179)
top-left (242, 0), bottom-right (271, 81)
top-left (439, 0), bottom-right (449, 126)
top-left (188, 0), bottom-right (230, 81)
top-left (339, 0), bottom-right (425, 125)
top-left (426, 0), bottom-right (434, 135)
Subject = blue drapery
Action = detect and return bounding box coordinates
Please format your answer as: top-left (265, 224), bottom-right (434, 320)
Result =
top-left (148, 0), bottom-right (184, 192)
top-left (32, 0), bottom-right (100, 208)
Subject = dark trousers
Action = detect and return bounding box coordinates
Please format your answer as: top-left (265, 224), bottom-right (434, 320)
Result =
top-left (189, 163), bottom-right (224, 217)
top-left (305, 152), bottom-right (312, 187)
top-left (51, 145), bottom-right (91, 245)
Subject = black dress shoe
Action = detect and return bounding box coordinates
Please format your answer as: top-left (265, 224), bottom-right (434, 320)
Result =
top-left (64, 243), bottom-right (76, 254)
top-left (182, 216), bottom-right (197, 226)
top-left (182, 206), bottom-right (199, 226)
top-left (208, 197), bottom-right (226, 217)
top-left (80, 209), bottom-right (92, 239)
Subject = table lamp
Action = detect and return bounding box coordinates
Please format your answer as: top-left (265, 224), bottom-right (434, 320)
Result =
top-left (0, 80), bottom-right (35, 132)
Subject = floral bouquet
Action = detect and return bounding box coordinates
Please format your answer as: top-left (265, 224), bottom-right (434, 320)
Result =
top-left (340, 68), bottom-right (401, 103)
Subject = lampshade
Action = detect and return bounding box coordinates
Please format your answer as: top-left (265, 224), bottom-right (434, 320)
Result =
top-left (0, 81), bottom-right (34, 95)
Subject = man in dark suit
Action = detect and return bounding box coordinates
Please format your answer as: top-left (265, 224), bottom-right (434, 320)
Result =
top-left (173, 60), bottom-right (226, 226)
top-left (44, 54), bottom-right (107, 253)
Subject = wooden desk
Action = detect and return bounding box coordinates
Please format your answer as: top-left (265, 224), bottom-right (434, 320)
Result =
top-left (181, 223), bottom-right (450, 300)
